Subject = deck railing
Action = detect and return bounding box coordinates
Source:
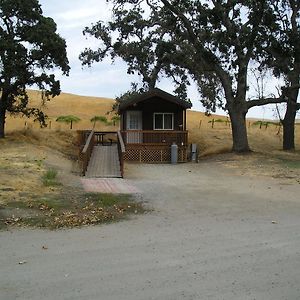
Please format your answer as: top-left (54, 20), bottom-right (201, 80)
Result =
top-left (117, 130), bottom-right (126, 177)
top-left (79, 130), bottom-right (95, 176)
top-left (121, 130), bottom-right (188, 145)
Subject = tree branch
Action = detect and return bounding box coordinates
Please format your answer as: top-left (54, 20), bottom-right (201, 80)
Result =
top-left (160, 0), bottom-right (235, 103)
top-left (247, 95), bottom-right (286, 109)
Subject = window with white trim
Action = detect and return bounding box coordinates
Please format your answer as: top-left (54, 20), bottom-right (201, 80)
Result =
top-left (153, 113), bottom-right (174, 130)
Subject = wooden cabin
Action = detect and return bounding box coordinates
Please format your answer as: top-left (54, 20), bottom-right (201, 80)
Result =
top-left (118, 88), bottom-right (192, 163)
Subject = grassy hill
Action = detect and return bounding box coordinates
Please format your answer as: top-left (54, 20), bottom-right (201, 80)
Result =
top-left (4, 90), bottom-right (300, 155)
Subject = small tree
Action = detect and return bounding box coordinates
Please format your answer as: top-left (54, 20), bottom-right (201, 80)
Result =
top-left (111, 115), bottom-right (120, 126)
top-left (56, 115), bottom-right (81, 130)
top-left (0, 0), bottom-right (70, 138)
top-left (90, 116), bottom-right (108, 128)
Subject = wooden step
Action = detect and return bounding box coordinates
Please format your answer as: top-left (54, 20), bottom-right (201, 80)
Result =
top-left (85, 145), bottom-right (121, 178)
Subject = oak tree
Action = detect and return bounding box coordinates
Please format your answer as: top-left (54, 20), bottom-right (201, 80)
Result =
top-left (258, 0), bottom-right (300, 150)
top-left (0, 0), bottom-right (70, 138)
top-left (82, 0), bottom-right (293, 152)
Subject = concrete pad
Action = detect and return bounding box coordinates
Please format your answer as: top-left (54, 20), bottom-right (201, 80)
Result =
top-left (81, 178), bottom-right (140, 194)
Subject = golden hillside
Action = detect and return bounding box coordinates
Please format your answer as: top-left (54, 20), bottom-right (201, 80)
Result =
top-left (6, 90), bottom-right (116, 131)
top-left (4, 90), bottom-right (300, 154)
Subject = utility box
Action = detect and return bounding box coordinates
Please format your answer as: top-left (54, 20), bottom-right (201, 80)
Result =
top-left (191, 144), bottom-right (197, 162)
top-left (171, 143), bottom-right (178, 164)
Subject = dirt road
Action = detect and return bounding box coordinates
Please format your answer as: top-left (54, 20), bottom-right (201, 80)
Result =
top-left (1, 160), bottom-right (300, 299)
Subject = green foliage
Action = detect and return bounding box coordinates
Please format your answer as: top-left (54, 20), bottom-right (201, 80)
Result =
top-left (42, 169), bottom-right (60, 186)
top-left (252, 121), bottom-right (279, 127)
top-left (80, 5), bottom-right (191, 101)
top-left (90, 115), bottom-right (108, 127)
top-left (56, 115), bottom-right (81, 129)
top-left (85, 193), bottom-right (131, 207)
top-left (111, 115), bottom-right (120, 126)
top-left (208, 119), bottom-right (226, 123)
top-left (90, 116), bottom-right (107, 123)
top-left (0, 0), bottom-right (70, 138)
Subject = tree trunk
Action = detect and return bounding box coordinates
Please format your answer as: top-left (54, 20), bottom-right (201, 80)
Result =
top-left (282, 101), bottom-right (297, 150)
top-left (282, 76), bottom-right (299, 150)
top-left (228, 107), bottom-right (250, 152)
top-left (0, 95), bottom-right (7, 139)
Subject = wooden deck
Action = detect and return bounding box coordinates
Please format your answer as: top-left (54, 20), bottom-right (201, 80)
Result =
top-left (85, 144), bottom-right (121, 178)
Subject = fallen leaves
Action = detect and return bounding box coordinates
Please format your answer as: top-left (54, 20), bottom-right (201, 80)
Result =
top-left (4, 215), bottom-right (21, 226)
top-left (1, 192), bottom-right (145, 230)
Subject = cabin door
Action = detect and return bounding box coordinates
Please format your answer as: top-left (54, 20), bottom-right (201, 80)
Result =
top-left (126, 111), bottom-right (142, 143)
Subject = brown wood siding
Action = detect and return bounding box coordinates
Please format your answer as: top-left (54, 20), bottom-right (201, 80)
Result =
top-left (120, 96), bottom-right (184, 130)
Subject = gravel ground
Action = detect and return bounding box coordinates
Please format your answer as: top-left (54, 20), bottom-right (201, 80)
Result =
top-left (1, 161), bottom-right (300, 300)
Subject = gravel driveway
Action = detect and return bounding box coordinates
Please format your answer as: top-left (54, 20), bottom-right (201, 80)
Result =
top-left (1, 161), bottom-right (300, 299)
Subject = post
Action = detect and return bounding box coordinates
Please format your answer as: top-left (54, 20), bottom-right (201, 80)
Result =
top-left (199, 120), bottom-right (202, 129)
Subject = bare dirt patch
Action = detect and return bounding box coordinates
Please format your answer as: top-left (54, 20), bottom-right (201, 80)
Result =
top-left (201, 151), bottom-right (300, 184)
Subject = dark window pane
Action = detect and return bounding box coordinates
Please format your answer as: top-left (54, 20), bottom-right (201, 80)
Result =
top-left (164, 114), bottom-right (173, 129)
top-left (154, 114), bottom-right (163, 129)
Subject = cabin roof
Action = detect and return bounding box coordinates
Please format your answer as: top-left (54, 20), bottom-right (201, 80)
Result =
top-left (118, 88), bottom-right (192, 112)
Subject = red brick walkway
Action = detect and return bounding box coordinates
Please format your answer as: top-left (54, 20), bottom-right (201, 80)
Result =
top-left (81, 178), bottom-right (140, 194)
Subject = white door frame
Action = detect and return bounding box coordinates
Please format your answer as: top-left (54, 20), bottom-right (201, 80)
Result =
top-left (126, 111), bottom-right (142, 143)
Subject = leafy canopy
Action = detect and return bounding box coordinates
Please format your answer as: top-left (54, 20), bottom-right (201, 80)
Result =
top-left (90, 115), bottom-right (108, 124)
top-left (56, 115), bottom-right (81, 129)
top-left (80, 1), bottom-right (191, 101)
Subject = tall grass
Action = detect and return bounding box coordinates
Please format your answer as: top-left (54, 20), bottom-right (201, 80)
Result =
top-left (42, 169), bottom-right (60, 186)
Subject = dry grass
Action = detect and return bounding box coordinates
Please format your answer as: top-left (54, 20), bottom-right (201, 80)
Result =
top-left (0, 129), bottom-right (145, 230)
top-left (1, 90), bottom-right (300, 229)
top-left (5, 90), bottom-right (117, 132)
top-left (6, 90), bottom-right (299, 156)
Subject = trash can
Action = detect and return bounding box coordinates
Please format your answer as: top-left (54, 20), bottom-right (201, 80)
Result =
top-left (171, 142), bottom-right (178, 164)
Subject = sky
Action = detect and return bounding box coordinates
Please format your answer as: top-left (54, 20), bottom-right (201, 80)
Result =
top-left (38, 0), bottom-right (282, 119)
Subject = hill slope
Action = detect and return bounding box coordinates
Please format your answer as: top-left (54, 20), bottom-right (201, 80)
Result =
top-left (4, 90), bottom-right (299, 153)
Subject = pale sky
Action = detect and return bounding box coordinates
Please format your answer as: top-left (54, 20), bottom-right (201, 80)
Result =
top-left (38, 0), bottom-right (282, 119)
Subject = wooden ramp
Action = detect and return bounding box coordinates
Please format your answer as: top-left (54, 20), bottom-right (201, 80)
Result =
top-left (85, 144), bottom-right (121, 178)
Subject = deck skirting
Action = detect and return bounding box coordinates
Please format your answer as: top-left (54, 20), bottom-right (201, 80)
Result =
top-left (124, 144), bottom-right (188, 163)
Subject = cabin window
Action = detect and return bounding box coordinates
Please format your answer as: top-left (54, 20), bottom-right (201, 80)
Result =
top-left (153, 113), bottom-right (174, 130)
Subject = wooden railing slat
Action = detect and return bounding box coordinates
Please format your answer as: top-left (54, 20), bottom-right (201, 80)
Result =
top-left (121, 130), bottom-right (188, 146)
